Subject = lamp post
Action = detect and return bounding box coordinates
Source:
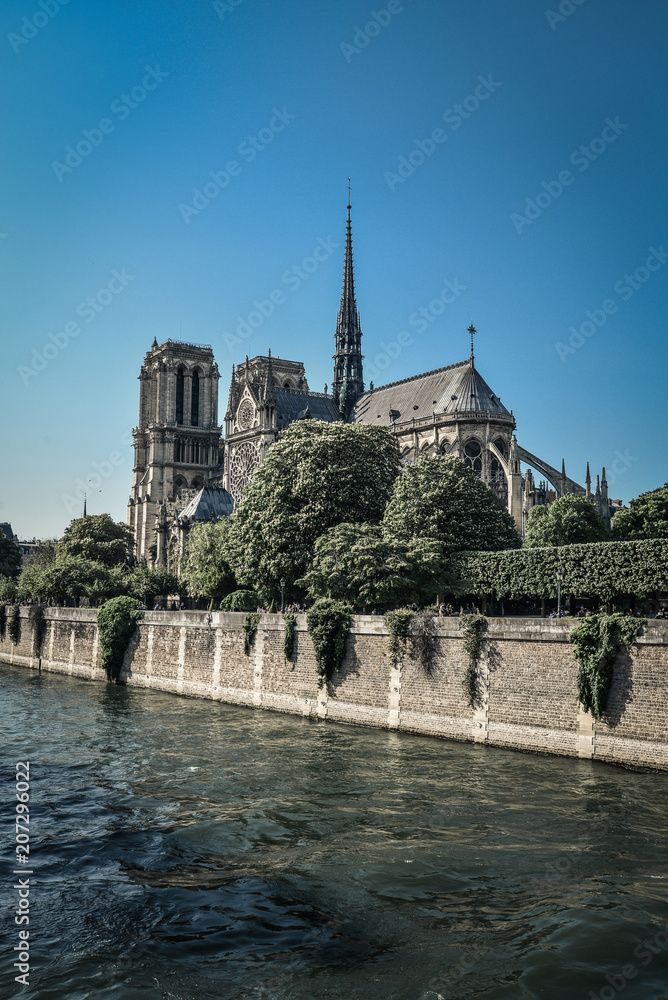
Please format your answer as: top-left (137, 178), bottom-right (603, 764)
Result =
top-left (556, 569), bottom-right (563, 618)
top-left (280, 577), bottom-right (286, 613)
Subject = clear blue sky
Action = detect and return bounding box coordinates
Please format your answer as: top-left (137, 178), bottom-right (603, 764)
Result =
top-left (1, 0), bottom-right (666, 539)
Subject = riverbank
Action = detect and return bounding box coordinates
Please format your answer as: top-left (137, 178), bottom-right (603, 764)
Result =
top-left (2, 607), bottom-right (667, 770)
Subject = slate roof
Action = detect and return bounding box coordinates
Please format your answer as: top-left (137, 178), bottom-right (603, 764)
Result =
top-left (274, 390), bottom-right (340, 429)
top-left (0, 522), bottom-right (14, 541)
top-left (352, 360), bottom-right (511, 426)
top-left (178, 484), bottom-right (235, 522)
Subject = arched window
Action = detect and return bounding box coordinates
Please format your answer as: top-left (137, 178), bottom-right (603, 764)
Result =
top-left (175, 367), bottom-right (185, 425)
top-left (439, 440), bottom-right (450, 454)
top-left (191, 477), bottom-right (203, 491)
top-left (490, 458), bottom-right (506, 485)
top-left (174, 438), bottom-right (185, 463)
top-left (174, 476), bottom-right (186, 496)
top-left (494, 438), bottom-right (506, 458)
top-left (464, 439), bottom-right (482, 477)
top-left (191, 369), bottom-right (200, 426)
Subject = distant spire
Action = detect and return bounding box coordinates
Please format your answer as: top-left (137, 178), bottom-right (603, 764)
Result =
top-left (585, 462), bottom-right (591, 499)
top-left (83, 494), bottom-right (87, 518)
top-left (264, 349), bottom-right (274, 404)
top-left (468, 323), bottom-right (476, 363)
top-left (560, 458), bottom-right (566, 497)
top-left (595, 474), bottom-right (601, 498)
top-left (333, 181), bottom-right (364, 406)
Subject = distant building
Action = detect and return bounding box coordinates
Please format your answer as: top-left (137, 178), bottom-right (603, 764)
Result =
top-left (128, 197), bottom-right (615, 562)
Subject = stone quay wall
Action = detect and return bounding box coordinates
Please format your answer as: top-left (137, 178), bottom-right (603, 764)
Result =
top-left (2, 607), bottom-right (668, 771)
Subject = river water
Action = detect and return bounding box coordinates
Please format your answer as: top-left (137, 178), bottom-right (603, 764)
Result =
top-left (1, 662), bottom-right (667, 1000)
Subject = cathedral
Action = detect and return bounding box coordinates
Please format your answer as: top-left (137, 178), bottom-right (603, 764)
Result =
top-left (128, 196), bottom-right (614, 564)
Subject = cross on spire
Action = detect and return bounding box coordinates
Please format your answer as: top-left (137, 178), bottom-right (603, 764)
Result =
top-left (468, 322), bottom-right (476, 362)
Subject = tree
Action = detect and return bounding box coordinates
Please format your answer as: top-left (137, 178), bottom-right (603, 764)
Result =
top-left (524, 494), bottom-right (609, 548)
top-left (0, 576), bottom-right (17, 601)
top-left (299, 523), bottom-right (416, 610)
top-left (228, 420), bottom-right (402, 601)
top-left (0, 533), bottom-right (22, 578)
top-left (613, 484), bottom-right (668, 541)
top-left (179, 519), bottom-right (236, 609)
top-left (382, 456), bottom-right (521, 555)
top-left (56, 514), bottom-right (134, 567)
top-left (127, 564), bottom-right (180, 606)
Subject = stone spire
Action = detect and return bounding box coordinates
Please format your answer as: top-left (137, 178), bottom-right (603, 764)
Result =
top-left (332, 181), bottom-right (364, 406)
top-left (560, 458), bottom-right (566, 497)
top-left (601, 466), bottom-right (608, 502)
top-left (263, 348), bottom-right (275, 405)
top-left (585, 461), bottom-right (591, 499)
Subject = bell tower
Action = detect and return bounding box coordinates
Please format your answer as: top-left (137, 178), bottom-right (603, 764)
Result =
top-left (127, 339), bottom-right (222, 562)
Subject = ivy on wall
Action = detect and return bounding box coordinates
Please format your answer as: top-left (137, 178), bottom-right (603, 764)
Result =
top-left (97, 596), bottom-right (143, 682)
top-left (570, 613), bottom-right (642, 719)
top-left (8, 605), bottom-right (21, 645)
top-left (459, 614), bottom-right (487, 707)
top-left (282, 613), bottom-right (297, 661)
top-left (384, 609), bottom-right (413, 661)
top-left (410, 609), bottom-right (436, 675)
top-left (306, 598), bottom-right (352, 688)
top-left (29, 604), bottom-right (47, 658)
top-left (243, 613), bottom-right (261, 655)
top-left (0, 603), bottom-right (6, 641)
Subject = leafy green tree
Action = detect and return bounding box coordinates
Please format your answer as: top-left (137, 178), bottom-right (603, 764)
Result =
top-left (0, 533), bottom-right (22, 578)
top-left (524, 493), bottom-right (609, 548)
top-left (299, 522), bottom-right (416, 610)
top-left (56, 514), bottom-right (134, 567)
top-left (228, 420), bottom-right (402, 602)
top-left (382, 456), bottom-right (520, 554)
top-left (0, 576), bottom-right (17, 601)
top-left (180, 519), bottom-right (236, 609)
top-left (613, 484), bottom-right (668, 540)
top-left (127, 565), bottom-right (180, 606)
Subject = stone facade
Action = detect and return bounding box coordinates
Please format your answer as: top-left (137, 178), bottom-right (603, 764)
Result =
top-left (3, 608), bottom-right (668, 772)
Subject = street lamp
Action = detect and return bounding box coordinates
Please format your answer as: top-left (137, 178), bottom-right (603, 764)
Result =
top-left (280, 577), bottom-right (286, 613)
top-left (556, 569), bottom-right (563, 617)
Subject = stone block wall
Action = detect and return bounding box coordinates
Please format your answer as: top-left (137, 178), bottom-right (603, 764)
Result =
top-left (2, 608), bottom-right (667, 771)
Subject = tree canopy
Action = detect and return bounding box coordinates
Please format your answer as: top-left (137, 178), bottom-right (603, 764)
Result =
top-left (56, 514), bottom-right (134, 567)
top-left (524, 493), bottom-right (609, 548)
top-left (179, 519), bottom-right (236, 607)
top-left (613, 484), bottom-right (668, 541)
top-left (228, 420), bottom-right (402, 601)
top-left (0, 533), bottom-right (22, 578)
top-left (382, 455), bottom-right (521, 554)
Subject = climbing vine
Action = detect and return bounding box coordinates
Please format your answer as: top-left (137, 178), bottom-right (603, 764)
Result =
top-left (0, 603), bottom-right (6, 641)
top-left (97, 596), bottom-right (144, 683)
top-left (570, 613), bottom-right (642, 720)
top-left (384, 608), bottom-right (413, 661)
top-left (29, 604), bottom-right (47, 657)
top-left (460, 614), bottom-right (487, 707)
top-left (411, 609), bottom-right (437, 675)
top-left (8, 605), bottom-right (21, 646)
top-left (305, 598), bottom-right (352, 687)
top-left (282, 613), bottom-right (297, 661)
top-left (243, 612), bottom-right (261, 655)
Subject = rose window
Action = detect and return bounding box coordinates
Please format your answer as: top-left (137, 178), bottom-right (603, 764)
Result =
top-left (238, 399), bottom-right (254, 430)
top-left (230, 442), bottom-right (259, 501)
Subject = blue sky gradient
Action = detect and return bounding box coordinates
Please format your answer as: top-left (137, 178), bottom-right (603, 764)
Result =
top-left (1, 0), bottom-right (666, 538)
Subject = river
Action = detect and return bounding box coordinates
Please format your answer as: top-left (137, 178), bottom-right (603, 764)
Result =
top-left (1, 662), bottom-right (667, 1000)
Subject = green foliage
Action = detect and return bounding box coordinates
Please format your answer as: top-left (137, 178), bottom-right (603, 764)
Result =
top-left (460, 614), bottom-right (487, 706)
top-left (0, 576), bottom-right (17, 601)
top-left (19, 557), bottom-right (123, 605)
top-left (382, 455), bottom-right (520, 555)
top-left (97, 596), bottom-right (143, 682)
top-left (306, 598), bottom-right (352, 687)
top-left (228, 420), bottom-right (402, 602)
top-left (450, 538), bottom-right (668, 601)
top-left (613, 484), bottom-right (668, 540)
top-left (243, 612), bottom-right (261, 655)
top-left (8, 604), bottom-right (21, 645)
top-left (283, 613), bottom-right (297, 660)
top-left (524, 494), bottom-right (610, 548)
top-left (410, 609), bottom-right (437, 675)
top-left (570, 614), bottom-right (642, 719)
top-left (220, 589), bottom-right (259, 612)
top-left (180, 519), bottom-right (236, 608)
top-left (127, 564), bottom-right (180, 606)
top-left (0, 534), bottom-right (22, 578)
top-left (56, 514), bottom-right (134, 567)
top-left (0, 603), bottom-right (5, 640)
top-left (384, 608), bottom-right (413, 660)
top-left (299, 523), bottom-right (416, 609)
top-left (29, 604), bottom-right (47, 657)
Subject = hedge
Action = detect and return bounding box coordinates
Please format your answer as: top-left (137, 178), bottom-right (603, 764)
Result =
top-left (450, 538), bottom-right (668, 602)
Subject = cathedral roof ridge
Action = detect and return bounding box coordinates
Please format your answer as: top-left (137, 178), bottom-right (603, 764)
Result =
top-left (366, 359), bottom-right (469, 394)
top-left (163, 338), bottom-right (213, 351)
